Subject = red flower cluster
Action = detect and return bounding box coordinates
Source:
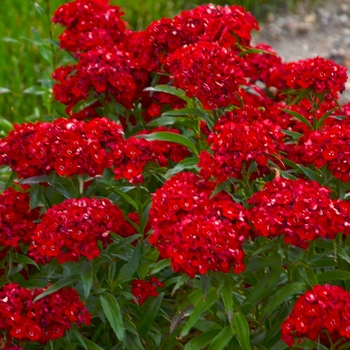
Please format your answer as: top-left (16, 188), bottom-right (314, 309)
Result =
top-left (53, 45), bottom-right (152, 117)
top-left (243, 43), bottom-right (285, 89)
top-left (131, 277), bottom-right (165, 305)
top-left (168, 41), bottom-right (245, 109)
top-left (29, 197), bottom-right (132, 264)
top-left (282, 284), bottom-right (350, 348)
top-left (0, 118), bottom-right (124, 178)
top-left (145, 4), bottom-right (258, 61)
top-left (149, 172), bottom-right (252, 278)
top-left (248, 178), bottom-right (345, 248)
top-left (0, 188), bottom-right (40, 249)
top-left (289, 123), bottom-right (350, 182)
top-left (113, 128), bottom-right (189, 184)
top-left (52, 0), bottom-right (126, 53)
top-left (199, 110), bottom-right (284, 182)
top-left (285, 57), bottom-right (348, 97)
top-left (0, 283), bottom-right (90, 344)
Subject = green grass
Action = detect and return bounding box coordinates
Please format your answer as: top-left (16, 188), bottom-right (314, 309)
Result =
top-left (0, 0), bottom-right (317, 127)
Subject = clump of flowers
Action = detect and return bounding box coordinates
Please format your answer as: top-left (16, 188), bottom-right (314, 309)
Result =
top-left (0, 188), bottom-right (40, 249)
top-left (199, 109), bottom-right (284, 182)
top-left (0, 283), bottom-right (90, 344)
top-left (0, 118), bottom-right (124, 178)
top-left (289, 123), bottom-right (350, 182)
top-left (248, 178), bottom-right (346, 248)
top-left (149, 172), bottom-right (252, 278)
top-left (242, 43), bottom-right (285, 89)
top-left (285, 56), bottom-right (348, 97)
top-left (52, 0), bottom-right (126, 54)
top-left (131, 277), bottom-right (165, 305)
top-left (29, 197), bottom-right (132, 264)
top-left (282, 284), bottom-right (350, 348)
top-left (113, 127), bottom-right (190, 184)
top-left (167, 41), bottom-right (245, 109)
top-left (145, 4), bottom-right (258, 62)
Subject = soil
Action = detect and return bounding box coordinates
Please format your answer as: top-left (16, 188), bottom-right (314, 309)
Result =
top-left (252, 0), bottom-right (350, 102)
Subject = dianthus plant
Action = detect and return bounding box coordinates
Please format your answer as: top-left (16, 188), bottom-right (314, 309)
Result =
top-left (1, 1), bottom-right (350, 349)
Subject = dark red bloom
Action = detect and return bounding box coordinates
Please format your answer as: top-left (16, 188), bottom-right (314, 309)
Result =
top-left (285, 57), bottom-right (348, 97)
top-left (131, 277), bottom-right (165, 305)
top-left (52, 0), bottom-right (126, 54)
top-left (145, 4), bottom-right (258, 62)
top-left (167, 41), bottom-right (246, 109)
top-left (149, 172), bottom-right (252, 278)
top-left (113, 127), bottom-right (189, 184)
top-left (282, 284), bottom-right (350, 348)
top-left (242, 43), bottom-right (285, 89)
top-left (0, 118), bottom-right (124, 178)
top-left (289, 123), bottom-right (350, 182)
top-left (248, 178), bottom-right (346, 248)
top-left (29, 197), bottom-right (133, 264)
top-left (0, 188), bottom-right (40, 249)
top-left (0, 283), bottom-right (90, 344)
top-left (199, 109), bottom-right (284, 182)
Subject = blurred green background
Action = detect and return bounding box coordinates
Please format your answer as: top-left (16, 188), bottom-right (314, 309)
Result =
top-left (0, 0), bottom-right (313, 127)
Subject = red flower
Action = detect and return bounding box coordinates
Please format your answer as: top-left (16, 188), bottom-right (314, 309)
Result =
top-left (131, 277), bottom-right (165, 305)
top-left (0, 118), bottom-right (124, 178)
top-left (149, 172), bottom-right (252, 278)
top-left (248, 178), bottom-right (346, 248)
top-left (289, 123), bottom-right (350, 182)
top-left (285, 57), bottom-right (347, 97)
top-left (199, 109), bottom-right (284, 182)
top-left (282, 284), bottom-right (350, 348)
top-left (146, 4), bottom-right (258, 62)
top-left (0, 188), bottom-right (40, 249)
top-left (29, 197), bottom-right (134, 264)
top-left (167, 41), bottom-right (246, 110)
top-left (52, 0), bottom-right (126, 54)
top-left (0, 284), bottom-right (90, 344)
top-left (113, 127), bottom-right (189, 184)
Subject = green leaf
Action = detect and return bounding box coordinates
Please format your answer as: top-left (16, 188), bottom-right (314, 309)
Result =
top-left (71, 98), bottom-right (98, 114)
top-left (100, 293), bottom-right (125, 342)
top-left (0, 87), bottom-right (12, 94)
top-left (296, 164), bottom-right (317, 180)
top-left (242, 269), bottom-right (280, 314)
top-left (281, 129), bottom-right (303, 140)
top-left (23, 85), bottom-right (46, 95)
top-left (317, 270), bottom-right (350, 283)
top-left (33, 274), bottom-right (80, 303)
top-left (81, 261), bottom-right (93, 300)
top-left (72, 329), bottom-right (105, 350)
top-left (29, 185), bottom-right (43, 209)
top-left (144, 85), bottom-right (190, 102)
top-left (149, 258), bottom-right (170, 274)
top-left (208, 325), bottom-right (234, 350)
top-left (220, 276), bottom-right (235, 323)
top-left (161, 108), bottom-right (206, 118)
top-left (231, 312), bottom-right (252, 350)
top-left (139, 292), bottom-right (164, 336)
top-left (166, 157), bottom-right (199, 178)
top-left (118, 242), bottom-right (141, 282)
top-left (200, 274), bottom-right (212, 300)
top-left (148, 116), bottom-right (194, 128)
top-left (260, 282), bottom-right (305, 319)
top-left (110, 186), bottom-right (138, 209)
top-left (184, 329), bottom-right (221, 350)
top-left (180, 289), bottom-right (217, 338)
top-left (10, 252), bottom-right (38, 269)
top-left (137, 132), bottom-right (198, 155)
top-left (0, 117), bottom-right (13, 134)
top-left (280, 108), bottom-right (313, 130)
top-left (315, 107), bottom-right (338, 130)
